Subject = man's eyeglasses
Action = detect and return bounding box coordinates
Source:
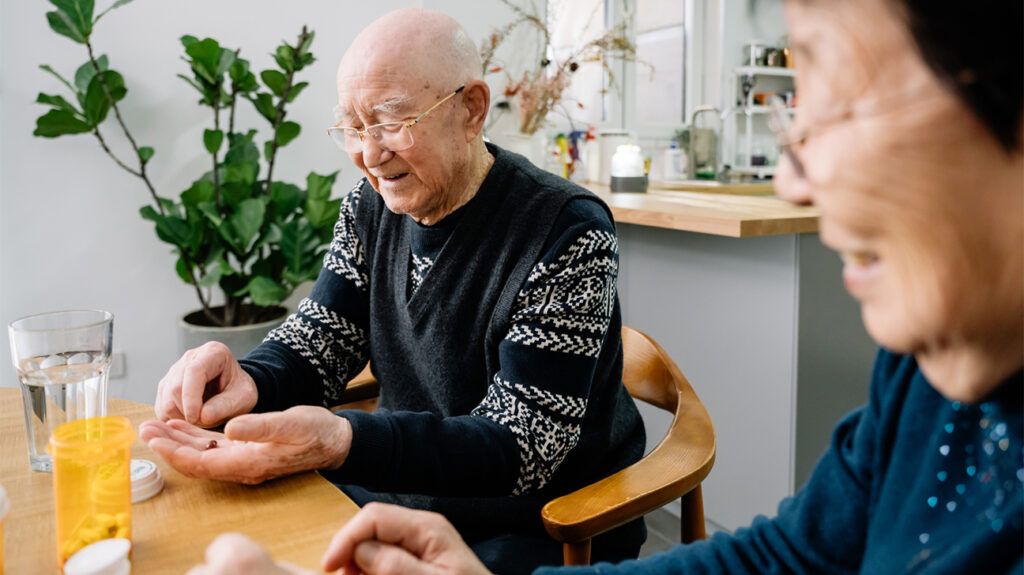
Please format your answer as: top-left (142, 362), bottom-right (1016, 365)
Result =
top-left (327, 85), bottom-right (466, 154)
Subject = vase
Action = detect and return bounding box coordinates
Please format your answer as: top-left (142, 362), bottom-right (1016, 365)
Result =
top-left (495, 131), bottom-right (548, 168)
top-left (177, 305), bottom-right (288, 357)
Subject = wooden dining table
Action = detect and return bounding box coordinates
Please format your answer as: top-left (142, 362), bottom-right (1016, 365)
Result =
top-left (0, 388), bottom-right (360, 573)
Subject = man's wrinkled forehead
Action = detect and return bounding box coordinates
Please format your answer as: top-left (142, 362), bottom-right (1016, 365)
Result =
top-left (335, 58), bottom-right (424, 119)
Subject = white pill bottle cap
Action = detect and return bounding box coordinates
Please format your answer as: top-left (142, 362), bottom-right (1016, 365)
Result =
top-left (63, 538), bottom-right (131, 575)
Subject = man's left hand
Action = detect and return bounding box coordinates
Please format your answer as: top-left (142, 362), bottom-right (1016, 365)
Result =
top-left (139, 406), bottom-right (352, 484)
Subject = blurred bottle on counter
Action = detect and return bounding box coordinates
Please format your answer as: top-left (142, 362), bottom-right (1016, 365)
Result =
top-left (663, 140), bottom-right (688, 180)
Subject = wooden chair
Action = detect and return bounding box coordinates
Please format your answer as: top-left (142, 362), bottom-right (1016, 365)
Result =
top-left (333, 326), bottom-right (716, 567)
top-left (541, 326), bottom-right (716, 565)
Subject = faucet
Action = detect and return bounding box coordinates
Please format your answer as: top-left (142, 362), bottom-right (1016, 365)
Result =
top-left (688, 105), bottom-right (721, 180)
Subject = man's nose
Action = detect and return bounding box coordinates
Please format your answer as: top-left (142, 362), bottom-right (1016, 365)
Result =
top-left (359, 137), bottom-right (395, 168)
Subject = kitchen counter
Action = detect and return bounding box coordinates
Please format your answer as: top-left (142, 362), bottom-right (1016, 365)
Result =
top-left (585, 183), bottom-right (819, 238)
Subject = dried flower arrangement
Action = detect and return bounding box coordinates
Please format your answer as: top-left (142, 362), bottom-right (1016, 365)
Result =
top-left (480, 0), bottom-right (640, 135)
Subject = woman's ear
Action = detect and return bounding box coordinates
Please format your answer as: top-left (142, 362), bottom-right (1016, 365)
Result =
top-left (461, 80), bottom-right (490, 142)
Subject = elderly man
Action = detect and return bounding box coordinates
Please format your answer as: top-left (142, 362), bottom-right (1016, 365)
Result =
top-left (142, 7), bottom-right (645, 573)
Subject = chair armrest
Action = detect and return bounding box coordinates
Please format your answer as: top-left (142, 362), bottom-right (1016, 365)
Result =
top-left (541, 407), bottom-right (715, 544)
top-left (329, 365), bottom-right (379, 409)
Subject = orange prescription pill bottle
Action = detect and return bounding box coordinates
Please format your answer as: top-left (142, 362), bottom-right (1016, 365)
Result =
top-left (49, 416), bottom-right (134, 567)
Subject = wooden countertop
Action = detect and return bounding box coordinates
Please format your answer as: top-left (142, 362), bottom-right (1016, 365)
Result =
top-left (585, 183), bottom-right (820, 238)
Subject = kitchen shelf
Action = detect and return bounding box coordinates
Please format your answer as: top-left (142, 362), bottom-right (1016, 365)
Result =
top-left (743, 106), bottom-right (798, 115)
top-left (736, 66), bottom-right (796, 78)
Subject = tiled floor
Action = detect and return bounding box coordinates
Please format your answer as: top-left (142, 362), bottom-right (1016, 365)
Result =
top-left (639, 508), bottom-right (724, 558)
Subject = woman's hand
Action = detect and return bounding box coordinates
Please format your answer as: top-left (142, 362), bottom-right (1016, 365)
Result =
top-left (187, 533), bottom-right (314, 575)
top-left (321, 503), bottom-right (493, 575)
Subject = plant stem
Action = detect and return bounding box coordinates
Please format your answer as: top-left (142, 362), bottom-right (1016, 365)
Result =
top-left (85, 40), bottom-right (220, 325)
top-left (262, 27), bottom-right (309, 196)
top-left (229, 49), bottom-right (240, 134)
top-left (212, 94), bottom-right (222, 209)
top-left (85, 40), bottom-right (162, 216)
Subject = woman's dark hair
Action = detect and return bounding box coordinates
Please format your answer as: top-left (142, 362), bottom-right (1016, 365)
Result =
top-left (902, 0), bottom-right (1023, 151)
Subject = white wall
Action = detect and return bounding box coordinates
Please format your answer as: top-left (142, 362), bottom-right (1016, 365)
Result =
top-left (0, 0), bottom-right (520, 402)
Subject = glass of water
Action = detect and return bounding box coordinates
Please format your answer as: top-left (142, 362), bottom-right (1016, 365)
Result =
top-left (8, 310), bottom-right (114, 472)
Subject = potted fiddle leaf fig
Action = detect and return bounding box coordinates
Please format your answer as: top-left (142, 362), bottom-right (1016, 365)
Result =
top-left (33, 0), bottom-right (340, 355)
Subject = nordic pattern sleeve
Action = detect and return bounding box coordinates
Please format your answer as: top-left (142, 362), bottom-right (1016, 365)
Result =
top-left (471, 204), bottom-right (618, 495)
top-left (239, 181), bottom-right (372, 412)
top-left (326, 200), bottom-right (619, 497)
top-left (533, 351), bottom-right (893, 575)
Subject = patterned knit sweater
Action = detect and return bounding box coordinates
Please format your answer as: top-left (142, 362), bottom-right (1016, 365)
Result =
top-left (240, 145), bottom-right (645, 543)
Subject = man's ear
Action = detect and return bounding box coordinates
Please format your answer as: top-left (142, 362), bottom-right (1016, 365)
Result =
top-left (461, 79), bottom-right (490, 142)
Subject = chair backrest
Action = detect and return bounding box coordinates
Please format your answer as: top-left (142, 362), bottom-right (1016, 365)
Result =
top-left (621, 326), bottom-right (681, 413)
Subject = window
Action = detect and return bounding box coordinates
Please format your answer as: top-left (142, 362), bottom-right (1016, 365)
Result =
top-left (630, 0), bottom-right (686, 133)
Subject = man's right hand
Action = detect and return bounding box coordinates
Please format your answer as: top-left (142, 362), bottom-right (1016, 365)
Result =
top-left (320, 503), bottom-right (492, 575)
top-left (155, 341), bottom-right (258, 427)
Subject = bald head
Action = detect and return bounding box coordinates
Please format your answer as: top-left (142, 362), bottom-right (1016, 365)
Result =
top-left (337, 8), bottom-right (481, 104)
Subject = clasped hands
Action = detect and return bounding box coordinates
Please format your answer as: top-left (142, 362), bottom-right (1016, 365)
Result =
top-left (140, 342), bottom-right (351, 484)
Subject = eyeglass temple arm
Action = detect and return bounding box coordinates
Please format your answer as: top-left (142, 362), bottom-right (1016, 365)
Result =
top-left (408, 85), bottom-right (466, 127)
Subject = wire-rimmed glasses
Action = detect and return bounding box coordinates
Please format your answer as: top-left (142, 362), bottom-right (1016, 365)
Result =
top-left (327, 85), bottom-right (465, 153)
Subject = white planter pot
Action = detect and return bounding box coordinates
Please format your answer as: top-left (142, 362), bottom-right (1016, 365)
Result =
top-left (495, 131), bottom-right (548, 168)
top-left (177, 306), bottom-right (288, 358)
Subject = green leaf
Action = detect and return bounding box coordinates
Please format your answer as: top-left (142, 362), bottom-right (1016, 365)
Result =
top-left (246, 276), bottom-right (289, 307)
top-left (298, 30), bottom-right (315, 56)
top-left (82, 70), bottom-right (125, 125)
top-left (203, 129), bottom-right (224, 155)
top-left (215, 49), bottom-right (236, 78)
top-left (181, 180), bottom-right (214, 207)
top-left (229, 59), bottom-right (258, 93)
top-left (306, 171), bottom-right (338, 201)
top-left (221, 182), bottom-right (251, 206)
top-left (250, 93), bottom-right (277, 123)
top-left (279, 220), bottom-right (313, 274)
top-left (275, 121), bottom-right (300, 147)
top-left (185, 38), bottom-right (222, 84)
top-left (33, 109), bottom-right (93, 137)
top-left (74, 54), bottom-right (108, 94)
top-left (176, 73), bottom-right (205, 97)
top-left (286, 81), bottom-right (308, 103)
top-left (260, 70), bottom-right (287, 97)
top-left (225, 130), bottom-right (260, 164)
top-left (273, 45), bottom-right (295, 72)
top-left (36, 92), bottom-right (80, 114)
top-left (180, 35), bottom-right (199, 48)
top-left (264, 140), bottom-right (275, 161)
top-left (223, 163), bottom-right (257, 187)
top-left (270, 182), bottom-right (302, 216)
top-left (175, 256), bottom-right (193, 284)
top-left (39, 64), bottom-right (77, 95)
top-left (197, 260), bottom-right (225, 288)
top-left (93, 0), bottom-right (135, 24)
top-left (230, 198), bottom-right (266, 253)
top-left (140, 205), bottom-right (190, 246)
top-left (197, 201), bottom-right (223, 226)
top-left (46, 0), bottom-right (95, 44)
top-left (138, 146), bottom-right (154, 164)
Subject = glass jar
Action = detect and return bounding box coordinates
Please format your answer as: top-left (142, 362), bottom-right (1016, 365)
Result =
top-left (49, 416), bottom-right (134, 567)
